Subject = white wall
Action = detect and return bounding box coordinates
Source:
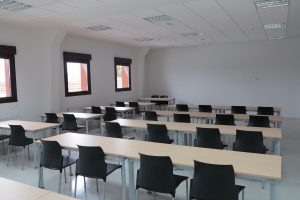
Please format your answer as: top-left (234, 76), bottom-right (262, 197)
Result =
top-left (60, 34), bottom-right (145, 111)
top-left (144, 39), bottom-right (300, 117)
top-left (0, 22), bottom-right (145, 120)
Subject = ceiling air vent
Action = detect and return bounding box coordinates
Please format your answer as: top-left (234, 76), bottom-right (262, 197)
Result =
top-left (256, 0), bottom-right (288, 9)
top-left (181, 32), bottom-right (205, 38)
top-left (133, 38), bottom-right (154, 42)
top-left (144, 15), bottom-right (173, 23)
top-left (0, 0), bottom-right (33, 12)
top-left (85, 25), bottom-right (112, 31)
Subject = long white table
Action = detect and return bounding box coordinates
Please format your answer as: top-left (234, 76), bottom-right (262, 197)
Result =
top-left (153, 110), bottom-right (283, 128)
top-left (0, 177), bottom-right (76, 200)
top-left (0, 120), bottom-right (60, 167)
top-left (138, 97), bottom-right (175, 105)
top-left (83, 106), bottom-right (135, 118)
top-left (167, 104), bottom-right (281, 115)
top-left (41, 112), bottom-right (102, 133)
top-left (111, 102), bottom-right (155, 111)
top-left (40, 133), bottom-right (281, 200)
top-left (111, 119), bottom-right (282, 155)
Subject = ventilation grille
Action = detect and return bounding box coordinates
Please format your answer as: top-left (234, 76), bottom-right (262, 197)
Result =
top-left (0, 0), bottom-right (33, 11)
top-left (181, 32), bottom-right (205, 38)
top-left (144, 15), bottom-right (173, 23)
top-left (85, 25), bottom-right (112, 31)
top-left (264, 23), bottom-right (287, 29)
top-left (133, 38), bottom-right (154, 42)
top-left (256, 0), bottom-right (288, 8)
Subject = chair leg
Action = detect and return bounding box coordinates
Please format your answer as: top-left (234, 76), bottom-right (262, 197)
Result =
top-left (6, 145), bottom-right (11, 167)
top-left (185, 179), bottom-right (189, 200)
top-left (96, 179), bottom-right (99, 193)
top-left (21, 147), bottom-right (26, 170)
top-left (64, 168), bottom-right (67, 183)
top-left (84, 177), bottom-right (87, 200)
top-left (27, 145), bottom-right (30, 160)
top-left (59, 172), bottom-right (62, 193)
top-left (74, 175), bottom-right (78, 197)
top-left (103, 181), bottom-right (106, 200)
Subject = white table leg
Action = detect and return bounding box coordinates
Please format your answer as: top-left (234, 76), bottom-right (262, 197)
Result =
top-left (121, 158), bottom-right (127, 200)
top-left (85, 120), bottom-right (89, 133)
top-left (127, 159), bottom-right (136, 200)
top-left (274, 139), bottom-right (281, 155)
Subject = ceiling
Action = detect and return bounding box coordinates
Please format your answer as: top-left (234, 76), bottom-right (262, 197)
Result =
top-left (0, 0), bottom-right (299, 48)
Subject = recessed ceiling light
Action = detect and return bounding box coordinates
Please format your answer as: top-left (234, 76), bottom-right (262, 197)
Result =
top-left (264, 23), bottom-right (287, 29)
top-left (133, 38), bottom-right (154, 42)
top-left (0, 0), bottom-right (33, 12)
top-left (181, 32), bottom-right (205, 38)
top-left (256, 0), bottom-right (288, 9)
top-left (144, 15), bottom-right (173, 23)
top-left (85, 25), bottom-right (112, 31)
top-left (268, 36), bottom-right (285, 40)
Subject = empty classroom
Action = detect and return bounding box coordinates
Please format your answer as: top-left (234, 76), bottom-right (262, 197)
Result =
top-left (0, 0), bottom-right (299, 200)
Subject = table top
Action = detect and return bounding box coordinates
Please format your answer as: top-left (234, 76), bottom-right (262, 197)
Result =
top-left (138, 97), bottom-right (175, 101)
top-left (112, 119), bottom-right (282, 139)
top-left (84, 106), bottom-right (135, 112)
top-left (42, 112), bottom-right (103, 120)
top-left (154, 110), bottom-right (283, 123)
top-left (167, 104), bottom-right (281, 112)
top-left (41, 133), bottom-right (281, 181)
top-left (0, 177), bottom-right (76, 200)
top-left (0, 120), bottom-right (59, 132)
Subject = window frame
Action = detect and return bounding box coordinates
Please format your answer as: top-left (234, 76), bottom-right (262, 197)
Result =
top-left (114, 57), bottom-right (132, 92)
top-left (0, 45), bottom-right (18, 104)
top-left (63, 52), bottom-right (92, 97)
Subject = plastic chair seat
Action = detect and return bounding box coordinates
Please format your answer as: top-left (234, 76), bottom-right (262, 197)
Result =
top-left (62, 156), bottom-right (77, 169)
top-left (106, 163), bottom-right (122, 177)
top-left (0, 135), bottom-right (10, 140)
top-left (174, 174), bottom-right (188, 188)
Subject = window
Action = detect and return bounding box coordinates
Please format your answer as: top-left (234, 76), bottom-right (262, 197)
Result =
top-left (114, 57), bottom-right (132, 92)
top-left (63, 52), bottom-right (92, 96)
top-left (0, 45), bottom-right (17, 104)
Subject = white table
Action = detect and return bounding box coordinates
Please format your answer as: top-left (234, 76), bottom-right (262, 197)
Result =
top-left (40, 133), bottom-right (281, 200)
top-left (0, 120), bottom-right (60, 167)
top-left (41, 112), bottom-right (102, 133)
top-left (153, 110), bottom-right (283, 128)
top-left (111, 119), bottom-right (282, 155)
top-left (0, 177), bottom-right (76, 200)
top-left (83, 106), bottom-right (135, 118)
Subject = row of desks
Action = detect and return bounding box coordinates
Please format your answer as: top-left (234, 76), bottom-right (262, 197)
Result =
top-left (110, 118), bottom-right (282, 155)
top-left (39, 132), bottom-right (282, 200)
top-left (0, 177), bottom-right (76, 200)
top-left (153, 110), bottom-right (283, 128)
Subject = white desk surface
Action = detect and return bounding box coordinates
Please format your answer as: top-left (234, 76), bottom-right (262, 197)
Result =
top-left (42, 112), bottom-right (102, 120)
top-left (0, 120), bottom-right (59, 132)
top-left (167, 104), bottom-right (281, 113)
top-left (0, 177), bottom-right (76, 200)
top-left (138, 97), bottom-right (175, 102)
top-left (41, 133), bottom-right (281, 181)
top-left (112, 119), bottom-right (282, 139)
top-left (154, 110), bottom-right (283, 123)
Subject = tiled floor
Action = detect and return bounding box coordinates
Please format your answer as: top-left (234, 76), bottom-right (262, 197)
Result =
top-left (0, 118), bottom-right (299, 200)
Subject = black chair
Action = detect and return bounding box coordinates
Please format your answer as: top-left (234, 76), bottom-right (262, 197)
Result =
top-left (136, 153), bottom-right (188, 200)
top-left (215, 114), bottom-right (235, 126)
top-left (146, 124), bottom-right (173, 144)
top-left (144, 111), bottom-right (158, 121)
top-left (62, 114), bottom-right (84, 132)
top-left (173, 114), bottom-right (191, 123)
top-left (105, 122), bottom-right (134, 139)
top-left (160, 95), bottom-right (168, 98)
top-left (151, 95), bottom-right (159, 98)
top-left (190, 160), bottom-right (245, 200)
top-left (233, 130), bottom-right (268, 154)
top-left (0, 134), bottom-right (9, 153)
top-left (176, 104), bottom-right (189, 112)
top-left (198, 105), bottom-right (212, 113)
top-left (7, 125), bottom-right (33, 170)
top-left (74, 145), bottom-right (122, 199)
top-left (129, 101), bottom-right (141, 115)
top-left (91, 106), bottom-right (102, 114)
top-left (103, 107), bottom-right (117, 122)
top-left (116, 101), bottom-right (125, 107)
top-left (39, 140), bottom-right (77, 193)
top-left (194, 127), bottom-right (227, 149)
top-left (248, 115), bottom-right (270, 127)
top-left (231, 106), bottom-right (246, 114)
top-left (45, 113), bottom-right (60, 123)
top-left (257, 106), bottom-right (274, 115)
